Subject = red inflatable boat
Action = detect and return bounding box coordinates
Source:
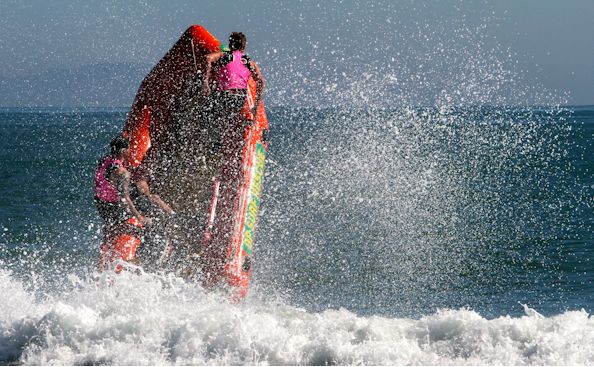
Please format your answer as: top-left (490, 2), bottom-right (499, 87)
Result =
top-left (99, 25), bottom-right (268, 300)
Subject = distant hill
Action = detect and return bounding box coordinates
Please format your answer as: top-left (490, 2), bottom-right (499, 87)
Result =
top-left (0, 63), bottom-right (153, 108)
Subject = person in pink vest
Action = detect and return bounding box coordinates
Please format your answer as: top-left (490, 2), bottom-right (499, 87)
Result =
top-left (199, 32), bottom-right (265, 259)
top-left (202, 32), bottom-right (265, 121)
top-left (94, 136), bottom-right (150, 244)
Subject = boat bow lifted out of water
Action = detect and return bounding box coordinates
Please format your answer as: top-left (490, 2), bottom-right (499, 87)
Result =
top-left (99, 25), bottom-right (269, 301)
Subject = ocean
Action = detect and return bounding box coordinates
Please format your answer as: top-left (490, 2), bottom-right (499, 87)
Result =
top-left (0, 105), bottom-right (593, 365)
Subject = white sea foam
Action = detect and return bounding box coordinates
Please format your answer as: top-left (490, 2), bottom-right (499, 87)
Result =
top-left (0, 269), bottom-right (592, 365)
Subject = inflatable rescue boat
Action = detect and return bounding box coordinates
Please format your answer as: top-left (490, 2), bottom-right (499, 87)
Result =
top-left (99, 25), bottom-right (268, 300)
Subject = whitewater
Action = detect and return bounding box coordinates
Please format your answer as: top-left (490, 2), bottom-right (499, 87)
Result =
top-left (1, 269), bottom-right (592, 365)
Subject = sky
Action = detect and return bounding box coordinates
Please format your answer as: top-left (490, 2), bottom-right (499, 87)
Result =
top-left (0, 0), bottom-right (592, 106)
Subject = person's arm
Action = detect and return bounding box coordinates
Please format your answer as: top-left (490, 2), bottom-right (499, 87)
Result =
top-left (202, 52), bottom-right (223, 96)
top-left (114, 167), bottom-right (150, 225)
top-left (249, 60), bottom-right (265, 119)
top-left (135, 179), bottom-right (174, 215)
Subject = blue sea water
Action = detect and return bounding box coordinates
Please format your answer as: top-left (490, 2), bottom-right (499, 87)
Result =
top-left (0, 106), bottom-right (593, 365)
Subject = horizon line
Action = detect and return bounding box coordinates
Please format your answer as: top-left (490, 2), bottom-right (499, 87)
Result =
top-left (1, 104), bottom-right (594, 111)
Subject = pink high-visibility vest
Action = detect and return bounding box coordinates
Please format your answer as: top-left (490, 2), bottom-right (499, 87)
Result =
top-left (94, 156), bottom-right (122, 202)
top-left (218, 51), bottom-right (251, 90)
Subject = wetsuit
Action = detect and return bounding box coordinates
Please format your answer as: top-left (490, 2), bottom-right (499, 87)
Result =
top-left (130, 166), bottom-right (157, 217)
top-left (130, 167), bottom-right (170, 268)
